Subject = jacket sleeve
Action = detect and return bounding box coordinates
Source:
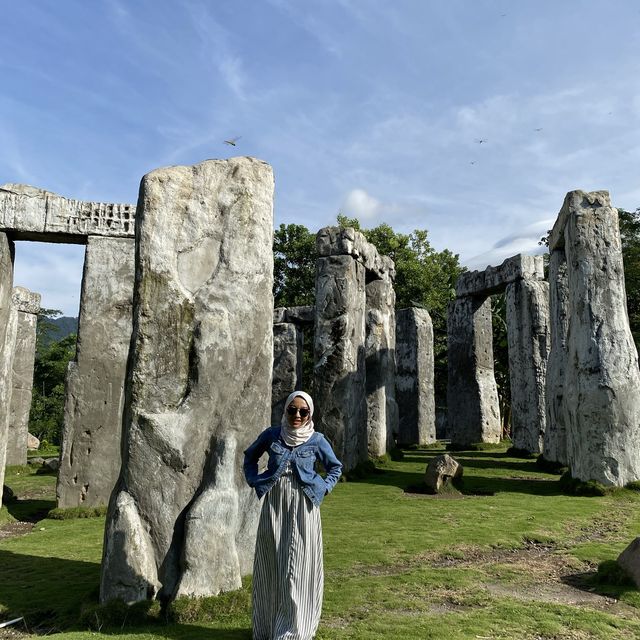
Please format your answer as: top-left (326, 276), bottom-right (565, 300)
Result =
top-left (243, 429), bottom-right (269, 487)
top-left (317, 435), bottom-right (343, 493)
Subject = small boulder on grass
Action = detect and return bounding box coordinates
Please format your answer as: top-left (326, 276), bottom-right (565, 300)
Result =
top-left (27, 433), bottom-right (40, 450)
top-left (425, 454), bottom-right (463, 494)
top-left (44, 458), bottom-right (60, 471)
top-left (2, 484), bottom-right (16, 503)
top-left (617, 537), bottom-right (640, 588)
top-left (28, 457), bottom-right (45, 466)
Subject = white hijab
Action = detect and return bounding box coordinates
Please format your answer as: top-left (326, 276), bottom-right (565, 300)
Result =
top-left (280, 390), bottom-right (315, 447)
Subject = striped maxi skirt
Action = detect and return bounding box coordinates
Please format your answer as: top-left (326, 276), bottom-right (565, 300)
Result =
top-left (252, 465), bottom-right (323, 640)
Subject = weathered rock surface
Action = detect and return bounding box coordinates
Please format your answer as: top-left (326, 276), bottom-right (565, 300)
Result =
top-left (28, 456), bottom-right (44, 466)
top-left (447, 296), bottom-right (501, 446)
top-left (5, 287), bottom-right (40, 466)
top-left (543, 250), bottom-right (569, 465)
top-left (273, 305), bottom-right (314, 326)
top-left (561, 191), bottom-right (640, 486)
top-left (424, 454), bottom-right (463, 493)
top-left (57, 237), bottom-right (134, 508)
top-left (271, 322), bottom-right (303, 425)
top-left (506, 279), bottom-right (550, 454)
top-left (0, 183), bottom-right (136, 241)
top-left (44, 458), bottom-right (60, 472)
top-left (0, 233), bottom-right (16, 509)
top-left (456, 254), bottom-right (544, 298)
top-left (395, 308), bottom-right (436, 446)
top-left (617, 537), bottom-right (640, 588)
top-left (313, 251), bottom-right (367, 472)
top-left (316, 226), bottom-right (395, 280)
top-left (100, 157), bottom-right (274, 604)
top-left (365, 274), bottom-right (398, 457)
top-left (27, 433), bottom-right (40, 450)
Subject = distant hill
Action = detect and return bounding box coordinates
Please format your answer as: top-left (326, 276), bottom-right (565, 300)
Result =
top-left (38, 316), bottom-right (78, 348)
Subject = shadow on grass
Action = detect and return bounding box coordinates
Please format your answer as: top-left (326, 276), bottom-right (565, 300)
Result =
top-left (5, 498), bottom-right (55, 523)
top-left (350, 465), bottom-right (563, 497)
top-left (400, 453), bottom-right (542, 474)
top-left (560, 566), bottom-right (639, 602)
top-left (0, 549), bottom-right (253, 638)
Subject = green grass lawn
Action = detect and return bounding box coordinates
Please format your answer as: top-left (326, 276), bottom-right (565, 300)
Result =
top-left (2, 444), bottom-right (640, 639)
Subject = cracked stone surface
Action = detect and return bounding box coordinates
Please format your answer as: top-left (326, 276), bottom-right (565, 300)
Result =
top-left (57, 237), bottom-right (134, 508)
top-left (100, 157), bottom-right (274, 603)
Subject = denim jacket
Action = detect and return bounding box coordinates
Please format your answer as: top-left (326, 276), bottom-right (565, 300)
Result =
top-left (243, 426), bottom-right (343, 507)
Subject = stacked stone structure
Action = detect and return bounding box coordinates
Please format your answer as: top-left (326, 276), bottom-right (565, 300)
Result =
top-left (0, 234), bottom-right (16, 507)
top-left (545, 190), bottom-right (640, 486)
top-left (100, 157), bottom-right (274, 603)
top-left (57, 237), bottom-right (134, 507)
top-left (395, 307), bottom-right (436, 446)
top-left (271, 306), bottom-right (313, 425)
top-left (0, 183), bottom-right (137, 509)
top-left (5, 287), bottom-right (40, 466)
top-left (448, 254), bottom-right (549, 450)
top-left (313, 227), bottom-right (397, 470)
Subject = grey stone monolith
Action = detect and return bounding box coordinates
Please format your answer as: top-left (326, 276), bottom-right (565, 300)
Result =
top-left (447, 295), bottom-right (501, 446)
top-left (365, 265), bottom-right (398, 457)
top-left (543, 249), bottom-right (569, 465)
top-left (313, 230), bottom-right (367, 472)
top-left (395, 307), bottom-right (436, 446)
top-left (0, 233), bottom-right (16, 507)
top-left (5, 287), bottom-right (40, 466)
top-left (57, 237), bottom-right (134, 507)
top-left (506, 278), bottom-right (550, 454)
top-left (100, 157), bottom-right (274, 603)
top-left (271, 320), bottom-right (303, 425)
top-left (559, 190), bottom-right (640, 486)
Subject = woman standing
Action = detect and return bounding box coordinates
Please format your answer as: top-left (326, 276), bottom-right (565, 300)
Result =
top-left (243, 391), bottom-right (342, 640)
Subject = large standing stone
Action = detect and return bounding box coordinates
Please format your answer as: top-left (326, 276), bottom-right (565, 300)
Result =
top-left (57, 237), bottom-right (134, 507)
top-left (365, 267), bottom-right (398, 457)
top-left (558, 190), bottom-right (640, 486)
top-left (271, 320), bottom-right (303, 425)
top-left (313, 251), bottom-right (367, 472)
top-left (506, 279), bottom-right (550, 454)
top-left (0, 233), bottom-right (16, 508)
top-left (5, 287), bottom-right (40, 466)
top-left (543, 250), bottom-right (569, 465)
top-left (447, 295), bottom-right (501, 446)
top-left (395, 307), bottom-right (436, 446)
top-left (100, 157), bottom-right (274, 603)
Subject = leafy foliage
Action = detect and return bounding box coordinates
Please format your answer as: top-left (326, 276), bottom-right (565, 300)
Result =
top-left (29, 309), bottom-right (77, 445)
top-left (619, 208), bottom-right (640, 350)
top-left (273, 223), bottom-right (316, 308)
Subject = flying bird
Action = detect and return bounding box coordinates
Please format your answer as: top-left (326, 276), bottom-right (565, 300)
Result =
top-left (534, 127), bottom-right (543, 132)
top-left (474, 138), bottom-right (487, 144)
top-left (224, 136), bottom-right (241, 146)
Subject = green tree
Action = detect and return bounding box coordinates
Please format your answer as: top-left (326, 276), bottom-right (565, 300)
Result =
top-left (29, 310), bottom-right (77, 444)
top-left (273, 223), bottom-right (316, 308)
top-left (619, 208), bottom-right (640, 350)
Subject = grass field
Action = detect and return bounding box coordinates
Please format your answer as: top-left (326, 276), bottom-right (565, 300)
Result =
top-left (2, 444), bottom-right (640, 639)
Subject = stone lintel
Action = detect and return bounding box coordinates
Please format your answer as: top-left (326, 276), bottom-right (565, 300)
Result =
top-left (273, 305), bottom-right (315, 325)
top-left (316, 226), bottom-right (395, 280)
top-left (455, 254), bottom-right (544, 298)
top-left (548, 189), bottom-right (610, 251)
top-left (0, 183), bottom-right (136, 240)
top-left (11, 286), bottom-right (41, 315)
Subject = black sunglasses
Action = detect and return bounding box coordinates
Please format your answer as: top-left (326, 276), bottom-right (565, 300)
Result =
top-left (287, 406), bottom-right (310, 418)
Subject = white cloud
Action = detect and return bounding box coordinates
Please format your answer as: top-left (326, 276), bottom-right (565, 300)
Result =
top-left (342, 188), bottom-right (381, 220)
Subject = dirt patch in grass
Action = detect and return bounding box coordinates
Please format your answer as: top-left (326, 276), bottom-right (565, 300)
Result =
top-left (0, 522), bottom-right (33, 541)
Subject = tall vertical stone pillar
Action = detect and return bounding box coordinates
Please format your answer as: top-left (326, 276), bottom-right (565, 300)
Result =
top-left (505, 278), bottom-right (550, 454)
top-left (6, 287), bottom-right (40, 466)
top-left (57, 237), bottom-right (134, 508)
top-left (0, 233), bottom-right (15, 507)
top-left (313, 251), bottom-right (366, 472)
top-left (543, 249), bottom-right (569, 465)
top-left (271, 318), bottom-right (303, 425)
top-left (395, 307), bottom-right (435, 446)
top-left (447, 296), bottom-right (501, 446)
top-left (365, 264), bottom-right (398, 457)
top-left (100, 158), bottom-right (274, 603)
top-left (558, 190), bottom-right (640, 486)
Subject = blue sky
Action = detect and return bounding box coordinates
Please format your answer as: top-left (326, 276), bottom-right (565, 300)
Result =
top-left (3, 0), bottom-right (640, 315)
